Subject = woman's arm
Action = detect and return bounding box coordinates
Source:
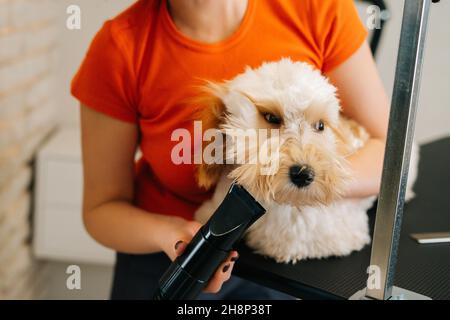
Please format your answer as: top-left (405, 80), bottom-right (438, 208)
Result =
top-left (80, 104), bottom-right (190, 255)
top-left (80, 105), bottom-right (236, 292)
top-left (325, 42), bottom-right (389, 198)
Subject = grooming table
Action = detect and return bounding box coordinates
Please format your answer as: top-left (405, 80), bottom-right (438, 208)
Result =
top-left (235, 137), bottom-right (450, 300)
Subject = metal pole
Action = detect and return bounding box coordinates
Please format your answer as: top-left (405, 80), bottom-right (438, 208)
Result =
top-left (365, 0), bottom-right (432, 300)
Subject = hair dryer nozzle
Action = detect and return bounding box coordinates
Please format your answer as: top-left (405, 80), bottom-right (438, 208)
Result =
top-left (154, 183), bottom-right (265, 300)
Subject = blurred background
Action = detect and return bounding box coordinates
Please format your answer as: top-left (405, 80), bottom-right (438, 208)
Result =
top-left (0, 0), bottom-right (449, 299)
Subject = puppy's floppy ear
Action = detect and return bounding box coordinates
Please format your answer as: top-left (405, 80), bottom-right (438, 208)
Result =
top-left (330, 115), bottom-right (370, 156)
top-left (193, 82), bottom-right (228, 190)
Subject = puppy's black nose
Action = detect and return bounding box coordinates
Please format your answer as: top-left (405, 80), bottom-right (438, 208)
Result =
top-left (289, 165), bottom-right (314, 188)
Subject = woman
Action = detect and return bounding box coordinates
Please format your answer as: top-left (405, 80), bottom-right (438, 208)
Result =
top-left (71, 0), bottom-right (389, 299)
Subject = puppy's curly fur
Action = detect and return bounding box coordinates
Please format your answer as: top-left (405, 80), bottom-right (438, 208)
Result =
top-left (194, 58), bottom-right (418, 263)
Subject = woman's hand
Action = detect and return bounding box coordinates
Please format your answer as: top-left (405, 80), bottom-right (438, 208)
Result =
top-left (80, 104), bottom-right (237, 294)
top-left (159, 216), bottom-right (239, 293)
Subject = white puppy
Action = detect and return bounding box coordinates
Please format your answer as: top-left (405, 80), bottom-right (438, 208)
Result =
top-left (194, 58), bottom-right (418, 263)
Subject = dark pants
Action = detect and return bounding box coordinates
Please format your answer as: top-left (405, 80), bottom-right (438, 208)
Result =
top-left (111, 252), bottom-right (294, 300)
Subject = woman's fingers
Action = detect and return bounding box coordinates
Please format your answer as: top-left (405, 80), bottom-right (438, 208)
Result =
top-left (174, 240), bottom-right (187, 256)
top-left (203, 251), bottom-right (239, 293)
top-left (169, 221), bottom-right (239, 295)
top-left (186, 220), bottom-right (202, 237)
top-left (167, 220), bottom-right (203, 261)
top-left (204, 262), bottom-right (233, 293)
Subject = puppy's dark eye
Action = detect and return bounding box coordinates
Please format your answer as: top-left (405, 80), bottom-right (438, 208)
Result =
top-left (314, 120), bottom-right (325, 132)
top-left (263, 113), bottom-right (282, 125)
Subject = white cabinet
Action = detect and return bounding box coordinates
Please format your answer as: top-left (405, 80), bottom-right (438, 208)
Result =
top-left (33, 128), bottom-right (114, 265)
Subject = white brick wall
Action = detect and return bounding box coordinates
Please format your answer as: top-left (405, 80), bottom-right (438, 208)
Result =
top-left (0, 0), bottom-right (58, 299)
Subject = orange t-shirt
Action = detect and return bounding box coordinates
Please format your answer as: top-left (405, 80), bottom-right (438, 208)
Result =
top-left (71, 0), bottom-right (367, 220)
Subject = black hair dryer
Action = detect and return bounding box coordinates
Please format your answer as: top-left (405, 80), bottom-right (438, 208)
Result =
top-left (153, 183), bottom-right (266, 300)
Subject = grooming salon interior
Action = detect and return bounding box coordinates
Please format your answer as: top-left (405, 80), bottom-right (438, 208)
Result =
top-left (0, 0), bottom-right (449, 301)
